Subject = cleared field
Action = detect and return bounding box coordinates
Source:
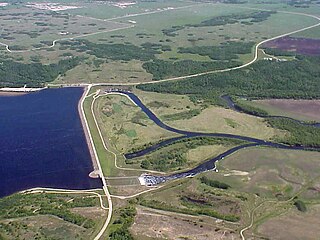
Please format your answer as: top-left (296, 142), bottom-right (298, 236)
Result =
top-left (168, 106), bottom-right (284, 140)
top-left (257, 204), bottom-right (320, 240)
top-left (248, 99), bottom-right (320, 122)
top-left (131, 206), bottom-right (240, 240)
top-left (215, 147), bottom-right (320, 198)
top-left (264, 36), bottom-right (320, 56)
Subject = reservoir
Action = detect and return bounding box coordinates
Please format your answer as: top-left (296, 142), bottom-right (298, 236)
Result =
top-left (0, 87), bottom-right (102, 197)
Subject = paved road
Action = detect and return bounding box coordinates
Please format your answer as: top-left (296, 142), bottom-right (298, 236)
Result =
top-left (80, 85), bottom-right (112, 240)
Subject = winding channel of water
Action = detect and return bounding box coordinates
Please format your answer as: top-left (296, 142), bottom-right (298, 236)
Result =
top-left (110, 91), bottom-right (319, 185)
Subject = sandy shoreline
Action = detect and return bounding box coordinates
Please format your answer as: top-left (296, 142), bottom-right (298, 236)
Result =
top-left (0, 91), bottom-right (28, 96)
top-left (77, 86), bottom-right (99, 176)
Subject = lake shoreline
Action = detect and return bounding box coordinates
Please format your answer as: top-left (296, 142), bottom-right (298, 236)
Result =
top-left (78, 86), bottom-right (99, 177)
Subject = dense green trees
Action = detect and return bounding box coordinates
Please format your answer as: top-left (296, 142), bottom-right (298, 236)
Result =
top-left (137, 137), bottom-right (245, 171)
top-left (138, 56), bottom-right (320, 101)
top-left (142, 59), bottom-right (240, 80)
top-left (267, 118), bottom-right (320, 147)
top-left (0, 193), bottom-right (96, 228)
top-left (109, 206), bottom-right (136, 240)
top-left (200, 176), bottom-right (231, 189)
top-left (61, 40), bottom-right (160, 61)
top-left (294, 199), bottom-right (307, 212)
top-left (0, 57), bottom-right (80, 87)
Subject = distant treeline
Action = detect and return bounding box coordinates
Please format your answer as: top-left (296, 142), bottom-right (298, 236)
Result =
top-left (162, 11), bottom-right (275, 36)
top-left (178, 41), bottom-right (255, 60)
top-left (0, 57), bottom-right (80, 87)
top-left (60, 40), bottom-right (161, 61)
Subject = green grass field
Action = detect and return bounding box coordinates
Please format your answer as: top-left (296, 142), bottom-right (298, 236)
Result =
top-left (94, 93), bottom-right (178, 154)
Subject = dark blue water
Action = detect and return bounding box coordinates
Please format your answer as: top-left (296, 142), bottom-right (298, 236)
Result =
top-left (0, 88), bottom-right (102, 197)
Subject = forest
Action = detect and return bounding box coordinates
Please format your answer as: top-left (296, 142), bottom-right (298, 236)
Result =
top-left (0, 57), bottom-right (80, 87)
top-left (143, 59), bottom-right (240, 80)
top-left (267, 118), bottom-right (320, 147)
top-left (62, 40), bottom-right (160, 61)
top-left (138, 56), bottom-right (320, 102)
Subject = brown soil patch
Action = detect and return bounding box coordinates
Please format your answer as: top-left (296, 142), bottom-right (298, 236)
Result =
top-left (131, 206), bottom-right (240, 240)
top-left (256, 99), bottom-right (320, 121)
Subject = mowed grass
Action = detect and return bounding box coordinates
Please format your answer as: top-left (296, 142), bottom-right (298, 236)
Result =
top-left (134, 89), bottom-right (200, 117)
top-left (239, 99), bottom-right (320, 122)
top-left (83, 94), bottom-right (118, 176)
top-left (94, 94), bottom-right (178, 154)
top-left (214, 147), bottom-right (320, 199)
top-left (167, 106), bottom-right (283, 140)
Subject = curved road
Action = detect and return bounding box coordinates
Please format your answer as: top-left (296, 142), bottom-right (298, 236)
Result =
top-left (2, 6), bottom-right (319, 84)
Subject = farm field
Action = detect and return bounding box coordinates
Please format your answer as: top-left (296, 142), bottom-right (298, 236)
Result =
top-left (239, 99), bottom-right (320, 122)
top-left (217, 147), bottom-right (320, 198)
